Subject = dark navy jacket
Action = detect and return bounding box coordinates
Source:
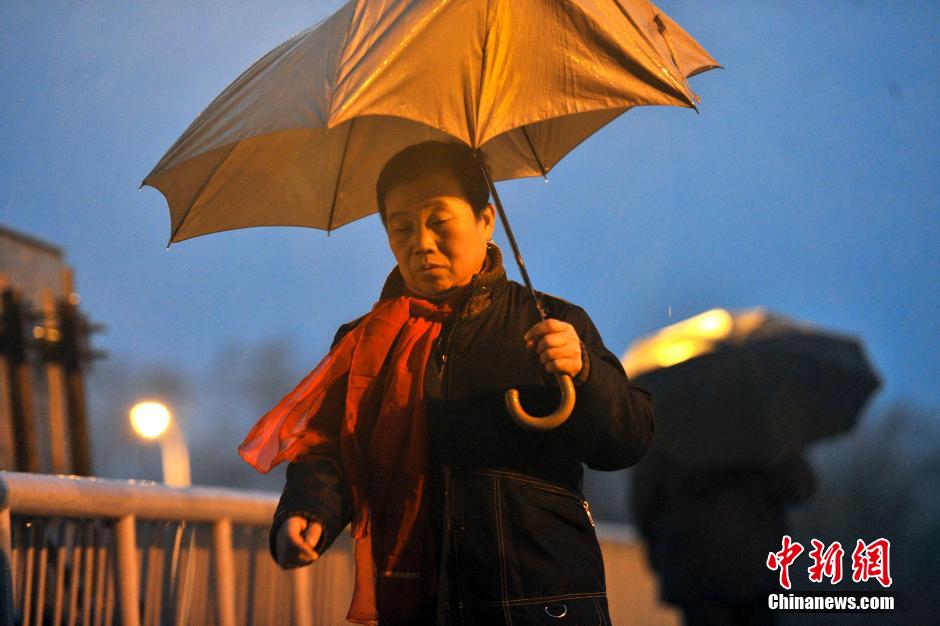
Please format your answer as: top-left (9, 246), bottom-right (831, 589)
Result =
top-left (273, 246), bottom-right (654, 625)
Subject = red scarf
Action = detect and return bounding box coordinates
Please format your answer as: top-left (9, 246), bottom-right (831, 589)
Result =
top-left (238, 296), bottom-right (453, 624)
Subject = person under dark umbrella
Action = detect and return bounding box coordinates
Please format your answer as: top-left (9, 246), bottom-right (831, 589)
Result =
top-left (623, 307), bottom-right (879, 626)
top-left (632, 449), bottom-right (816, 626)
top-left (240, 141), bottom-right (655, 626)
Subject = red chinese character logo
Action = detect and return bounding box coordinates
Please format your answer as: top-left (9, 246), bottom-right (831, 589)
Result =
top-left (807, 539), bottom-right (844, 584)
top-left (851, 538), bottom-right (892, 587)
top-left (767, 535), bottom-right (804, 589)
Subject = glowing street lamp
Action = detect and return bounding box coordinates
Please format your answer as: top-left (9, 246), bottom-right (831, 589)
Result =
top-left (129, 400), bottom-right (191, 487)
top-left (129, 401), bottom-right (170, 439)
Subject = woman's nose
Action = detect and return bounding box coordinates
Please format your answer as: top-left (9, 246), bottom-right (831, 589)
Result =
top-left (415, 225), bottom-right (436, 252)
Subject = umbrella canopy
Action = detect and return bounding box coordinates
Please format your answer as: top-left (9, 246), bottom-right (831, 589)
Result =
top-left (623, 309), bottom-right (881, 469)
top-left (142, 0), bottom-right (718, 243)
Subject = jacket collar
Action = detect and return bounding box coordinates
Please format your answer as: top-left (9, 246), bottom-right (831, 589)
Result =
top-left (379, 243), bottom-right (507, 320)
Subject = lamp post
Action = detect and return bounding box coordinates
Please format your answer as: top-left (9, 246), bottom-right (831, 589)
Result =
top-left (129, 401), bottom-right (191, 487)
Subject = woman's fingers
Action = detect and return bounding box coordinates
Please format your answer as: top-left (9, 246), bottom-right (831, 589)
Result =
top-left (284, 520), bottom-right (315, 562)
top-left (539, 350), bottom-right (580, 374)
top-left (538, 346), bottom-right (572, 364)
top-left (524, 320), bottom-right (576, 350)
top-left (276, 516), bottom-right (320, 567)
top-left (529, 331), bottom-right (567, 351)
top-left (523, 318), bottom-right (571, 343)
top-left (303, 522), bottom-right (323, 555)
top-left (524, 319), bottom-right (582, 377)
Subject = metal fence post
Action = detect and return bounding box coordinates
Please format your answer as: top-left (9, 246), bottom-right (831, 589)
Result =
top-left (212, 518), bottom-right (235, 626)
top-left (292, 565), bottom-right (314, 626)
top-left (0, 504), bottom-right (13, 626)
top-left (114, 515), bottom-right (140, 626)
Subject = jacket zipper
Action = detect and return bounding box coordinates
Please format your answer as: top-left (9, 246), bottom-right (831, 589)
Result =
top-left (441, 318), bottom-right (458, 402)
top-left (439, 276), bottom-right (475, 401)
top-left (582, 500), bottom-right (595, 527)
top-left (438, 345), bottom-right (447, 383)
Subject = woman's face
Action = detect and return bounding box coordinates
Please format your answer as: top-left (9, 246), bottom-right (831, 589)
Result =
top-left (384, 169), bottom-right (495, 299)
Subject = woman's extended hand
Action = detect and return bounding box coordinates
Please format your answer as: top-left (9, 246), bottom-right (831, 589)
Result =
top-left (275, 516), bottom-right (323, 568)
top-left (524, 319), bottom-right (583, 378)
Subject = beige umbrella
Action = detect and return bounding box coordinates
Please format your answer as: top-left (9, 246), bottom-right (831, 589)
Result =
top-left (143, 0), bottom-right (718, 429)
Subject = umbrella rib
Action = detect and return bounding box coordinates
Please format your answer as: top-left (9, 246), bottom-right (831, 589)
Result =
top-left (469, 0), bottom-right (492, 148)
top-left (609, 1), bottom-right (696, 108)
top-left (326, 117), bottom-right (356, 234)
top-left (520, 125), bottom-right (547, 178)
top-left (653, 14), bottom-right (700, 105)
top-left (168, 142), bottom-right (238, 246)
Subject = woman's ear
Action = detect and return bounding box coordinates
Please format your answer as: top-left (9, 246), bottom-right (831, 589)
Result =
top-left (480, 203), bottom-right (497, 239)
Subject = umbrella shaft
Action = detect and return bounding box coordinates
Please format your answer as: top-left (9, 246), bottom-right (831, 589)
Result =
top-left (478, 160), bottom-right (547, 322)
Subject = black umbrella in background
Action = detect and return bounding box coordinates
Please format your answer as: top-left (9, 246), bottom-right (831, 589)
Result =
top-left (623, 309), bottom-right (881, 469)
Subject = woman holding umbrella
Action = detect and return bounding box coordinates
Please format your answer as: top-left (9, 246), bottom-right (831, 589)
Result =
top-left (240, 141), bottom-right (654, 625)
top-left (141, 1), bottom-right (717, 622)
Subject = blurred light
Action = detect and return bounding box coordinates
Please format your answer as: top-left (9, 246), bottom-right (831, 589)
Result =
top-left (623, 308), bottom-right (738, 376)
top-left (658, 308), bottom-right (734, 342)
top-left (689, 309), bottom-right (734, 339)
top-left (130, 401), bottom-right (171, 439)
top-left (655, 338), bottom-right (702, 368)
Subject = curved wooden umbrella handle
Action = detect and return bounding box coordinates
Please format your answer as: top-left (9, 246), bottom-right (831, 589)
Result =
top-left (505, 374), bottom-right (576, 431)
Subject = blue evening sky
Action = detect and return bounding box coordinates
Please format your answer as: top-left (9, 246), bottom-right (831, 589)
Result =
top-left (2, 1), bottom-right (938, 437)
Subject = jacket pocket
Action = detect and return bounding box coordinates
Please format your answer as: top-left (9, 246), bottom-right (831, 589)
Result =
top-left (470, 470), bottom-right (607, 601)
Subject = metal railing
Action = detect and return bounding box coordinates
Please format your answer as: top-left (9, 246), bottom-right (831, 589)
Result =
top-left (0, 472), bottom-right (354, 626)
top-left (0, 472), bottom-right (677, 626)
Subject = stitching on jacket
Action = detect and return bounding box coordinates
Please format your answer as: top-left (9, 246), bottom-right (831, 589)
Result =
top-left (593, 596), bottom-right (607, 625)
top-left (461, 591), bottom-right (608, 608)
top-left (493, 475), bottom-right (513, 625)
top-left (448, 468), bottom-right (466, 626)
top-left (464, 469), bottom-right (582, 499)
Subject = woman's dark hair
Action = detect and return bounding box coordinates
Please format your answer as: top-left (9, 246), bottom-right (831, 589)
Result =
top-left (376, 141), bottom-right (490, 224)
